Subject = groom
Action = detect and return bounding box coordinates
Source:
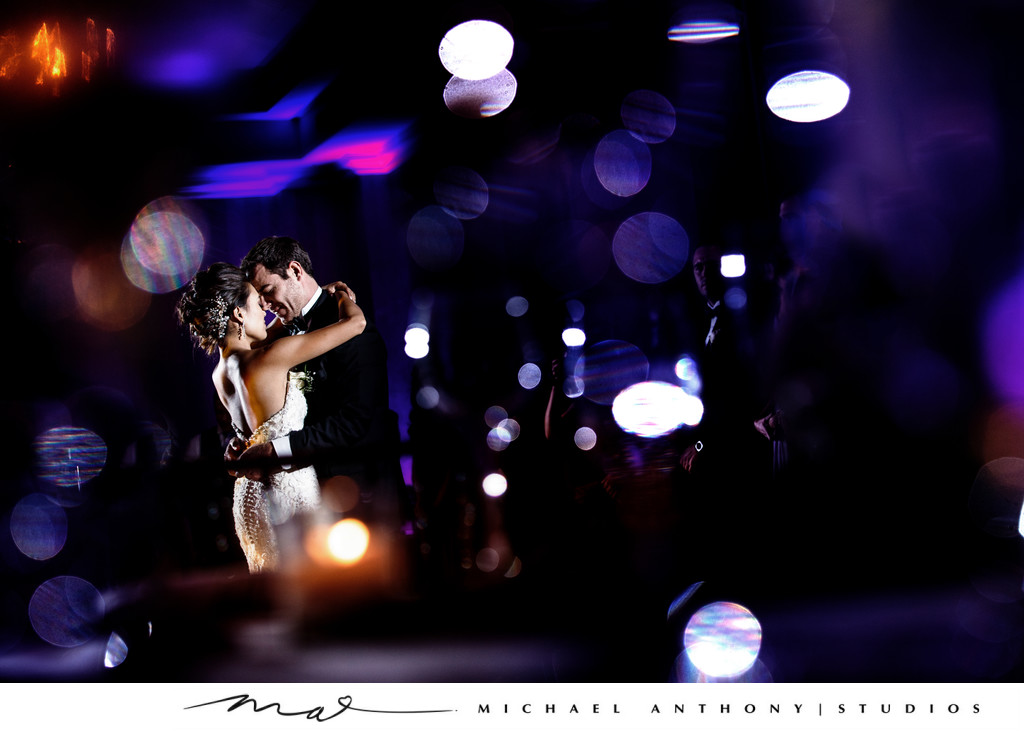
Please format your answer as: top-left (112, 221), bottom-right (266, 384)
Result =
top-left (228, 235), bottom-right (405, 528)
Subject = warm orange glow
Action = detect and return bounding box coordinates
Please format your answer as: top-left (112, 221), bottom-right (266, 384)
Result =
top-left (0, 33), bottom-right (20, 80)
top-left (72, 249), bottom-right (151, 331)
top-left (31, 22), bottom-right (67, 85)
top-left (82, 19), bottom-right (98, 81)
top-left (327, 519), bottom-right (371, 565)
top-left (106, 27), bottom-right (115, 67)
top-left (1, 20), bottom-right (115, 88)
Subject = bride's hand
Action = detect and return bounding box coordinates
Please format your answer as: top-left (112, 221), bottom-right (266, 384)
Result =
top-left (322, 281), bottom-right (356, 303)
top-left (226, 441), bottom-right (277, 482)
top-left (224, 436), bottom-right (247, 477)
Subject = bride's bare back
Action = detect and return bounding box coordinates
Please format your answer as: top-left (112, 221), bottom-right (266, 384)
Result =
top-left (212, 286), bottom-right (365, 438)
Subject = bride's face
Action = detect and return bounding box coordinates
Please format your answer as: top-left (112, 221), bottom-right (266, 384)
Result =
top-left (242, 284), bottom-right (268, 341)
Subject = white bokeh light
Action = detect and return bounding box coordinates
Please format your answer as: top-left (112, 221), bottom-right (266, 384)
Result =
top-left (518, 363), bottom-right (542, 389)
top-left (684, 602), bottom-right (762, 678)
top-left (675, 355), bottom-right (702, 395)
top-left (104, 632), bottom-right (128, 668)
top-left (574, 427), bottom-right (597, 451)
top-left (405, 323), bottom-right (430, 345)
top-left (405, 323), bottom-right (430, 359)
top-left (563, 376), bottom-right (584, 399)
top-left (482, 473), bottom-right (508, 497)
top-left (439, 20), bottom-right (514, 81)
top-left (562, 327), bottom-right (587, 348)
top-left (766, 70), bottom-right (850, 123)
top-left (487, 427), bottom-right (512, 451)
top-left (443, 70), bottom-right (518, 118)
top-left (721, 253), bottom-right (746, 278)
top-left (612, 381), bottom-right (703, 437)
top-left (405, 342), bottom-right (429, 359)
top-left (498, 418), bottom-right (520, 441)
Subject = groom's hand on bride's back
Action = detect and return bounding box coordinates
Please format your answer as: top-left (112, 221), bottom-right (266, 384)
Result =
top-left (225, 439), bottom-right (277, 482)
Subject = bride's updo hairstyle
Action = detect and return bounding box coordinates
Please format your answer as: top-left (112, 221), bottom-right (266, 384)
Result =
top-left (176, 263), bottom-right (251, 354)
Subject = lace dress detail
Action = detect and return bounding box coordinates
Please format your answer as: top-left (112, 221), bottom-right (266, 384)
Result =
top-left (232, 375), bottom-right (321, 573)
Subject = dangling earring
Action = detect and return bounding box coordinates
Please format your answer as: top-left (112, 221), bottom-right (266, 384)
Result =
top-left (238, 320), bottom-right (246, 341)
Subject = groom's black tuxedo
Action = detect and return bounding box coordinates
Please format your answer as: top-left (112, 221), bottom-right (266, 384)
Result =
top-left (289, 289), bottom-right (403, 500)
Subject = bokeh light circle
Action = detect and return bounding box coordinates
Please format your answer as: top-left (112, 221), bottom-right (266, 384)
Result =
top-left (518, 363), bottom-right (542, 389)
top-left (574, 427), bottom-right (597, 451)
top-left (104, 632), bottom-right (129, 668)
top-left (28, 576), bottom-right (105, 648)
top-left (563, 376), bottom-right (584, 399)
top-left (766, 70), bottom-right (850, 123)
top-left (498, 418), bottom-right (520, 441)
top-left (612, 212), bottom-right (690, 283)
top-left (612, 381), bottom-right (703, 437)
top-left (485, 406), bottom-right (509, 428)
top-left (506, 296), bottom-right (529, 317)
top-left (721, 253), bottom-right (746, 277)
top-left (575, 340), bottom-right (650, 405)
top-left (476, 547), bottom-right (501, 572)
top-left (407, 206), bottom-right (465, 271)
top-left (327, 519), bottom-right (371, 565)
top-left (416, 386), bottom-right (440, 409)
top-left (439, 20), bottom-right (514, 81)
top-left (122, 196), bottom-right (206, 294)
top-left (566, 299), bottom-right (586, 321)
top-left (483, 473), bottom-right (508, 497)
top-left (405, 323), bottom-right (430, 346)
top-left (594, 129), bottom-right (652, 197)
top-left (10, 493), bottom-right (68, 561)
top-left (621, 90), bottom-right (677, 143)
top-left (487, 427), bottom-right (512, 451)
top-left (725, 286), bottom-right (747, 309)
top-left (443, 70), bottom-right (517, 119)
top-left (562, 327), bottom-right (587, 348)
top-left (969, 458), bottom-right (1024, 538)
top-left (33, 427), bottom-right (107, 502)
top-left (675, 355), bottom-right (702, 395)
top-left (434, 166), bottom-right (489, 220)
top-left (74, 249), bottom-right (151, 330)
top-left (129, 212), bottom-right (203, 277)
top-left (683, 601), bottom-right (762, 678)
top-left (405, 341), bottom-right (430, 359)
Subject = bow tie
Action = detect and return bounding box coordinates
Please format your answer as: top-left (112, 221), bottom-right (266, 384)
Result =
top-left (284, 314), bottom-right (310, 335)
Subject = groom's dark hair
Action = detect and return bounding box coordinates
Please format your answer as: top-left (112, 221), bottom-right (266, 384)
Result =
top-left (241, 235), bottom-right (315, 279)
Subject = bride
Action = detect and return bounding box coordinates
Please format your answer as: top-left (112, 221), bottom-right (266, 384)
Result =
top-left (176, 262), bottom-right (365, 573)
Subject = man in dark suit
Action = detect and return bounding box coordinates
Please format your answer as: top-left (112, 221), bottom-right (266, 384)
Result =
top-left (229, 236), bottom-right (405, 529)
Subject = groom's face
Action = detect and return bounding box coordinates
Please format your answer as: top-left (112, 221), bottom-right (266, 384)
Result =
top-left (250, 263), bottom-right (306, 324)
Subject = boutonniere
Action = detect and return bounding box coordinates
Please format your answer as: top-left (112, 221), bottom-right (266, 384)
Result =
top-left (289, 368), bottom-right (315, 395)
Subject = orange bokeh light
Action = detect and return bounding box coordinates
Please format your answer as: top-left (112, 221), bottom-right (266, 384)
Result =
top-left (72, 248), bottom-right (150, 331)
top-left (304, 518), bottom-right (371, 567)
top-left (31, 23), bottom-right (67, 85)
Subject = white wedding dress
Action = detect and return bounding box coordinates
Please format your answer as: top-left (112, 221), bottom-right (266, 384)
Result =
top-left (232, 374), bottom-right (320, 573)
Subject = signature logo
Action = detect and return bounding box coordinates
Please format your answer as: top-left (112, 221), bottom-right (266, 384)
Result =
top-left (186, 693), bottom-right (455, 723)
